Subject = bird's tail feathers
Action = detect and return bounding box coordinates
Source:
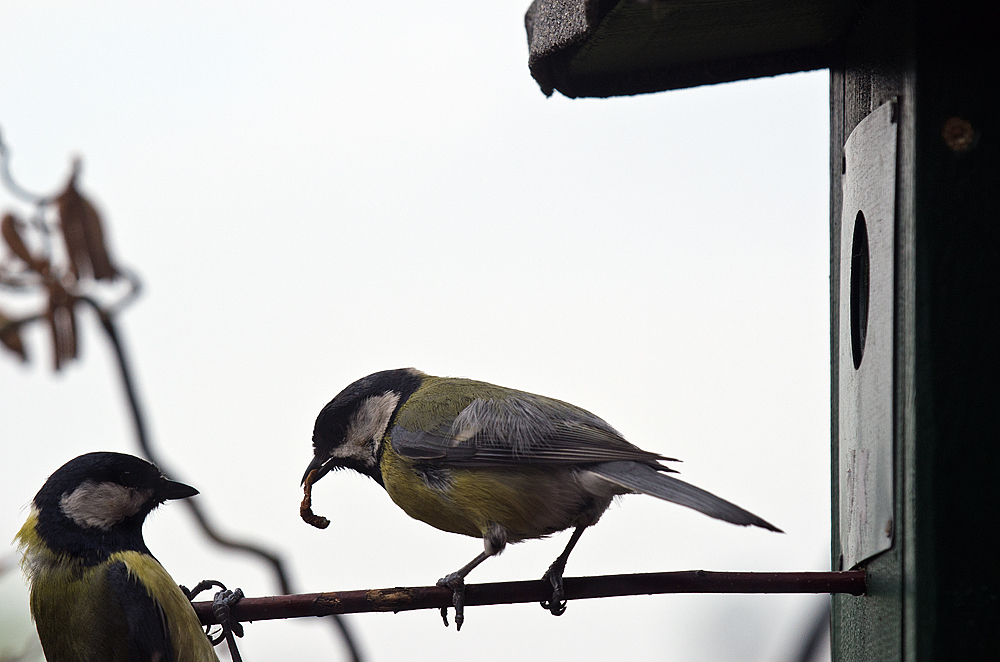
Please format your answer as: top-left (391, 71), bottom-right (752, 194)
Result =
top-left (592, 461), bottom-right (782, 533)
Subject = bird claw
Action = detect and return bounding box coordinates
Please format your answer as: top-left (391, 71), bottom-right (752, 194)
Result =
top-left (540, 564), bottom-right (568, 616)
top-left (212, 587), bottom-right (245, 640)
top-left (436, 572), bottom-right (467, 631)
top-left (181, 579), bottom-right (226, 602)
top-left (209, 587), bottom-right (246, 662)
top-left (180, 579), bottom-right (246, 644)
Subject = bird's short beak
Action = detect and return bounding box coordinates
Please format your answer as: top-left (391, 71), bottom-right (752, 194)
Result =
top-left (158, 477), bottom-right (199, 501)
top-left (301, 455), bottom-right (330, 487)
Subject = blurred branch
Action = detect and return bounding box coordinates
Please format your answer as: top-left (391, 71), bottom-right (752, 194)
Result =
top-left (192, 570), bottom-right (866, 624)
top-left (88, 302), bottom-right (293, 589)
top-left (2, 131), bottom-right (362, 661)
top-left (0, 127), bottom-right (61, 205)
top-left (78, 235), bottom-right (363, 662)
top-left (791, 598), bottom-right (831, 662)
top-left (87, 300), bottom-right (291, 593)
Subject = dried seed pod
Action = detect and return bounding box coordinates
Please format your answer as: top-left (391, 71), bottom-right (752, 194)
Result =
top-left (2, 213), bottom-right (49, 274)
top-left (2, 213), bottom-right (32, 263)
top-left (1, 213), bottom-right (50, 275)
top-left (57, 170), bottom-right (117, 281)
top-left (45, 280), bottom-right (78, 371)
top-left (0, 308), bottom-right (28, 362)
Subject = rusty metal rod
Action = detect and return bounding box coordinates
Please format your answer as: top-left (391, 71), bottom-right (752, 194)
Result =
top-left (192, 570), bottom-right (865, 625)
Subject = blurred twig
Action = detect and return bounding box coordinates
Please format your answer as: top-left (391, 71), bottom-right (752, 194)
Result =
top-left (791, 598), bottom-right (831, 662)
top-left (85, 299), bottom-right (291, 589)
top-left (1, 130), bottom-right (362, 662)
top-left (92, 302), bottom-right (362, 660)
top-left (191, 570), bottom-right (866, 624)
top-left (0, 127), bottom-right (58, 206)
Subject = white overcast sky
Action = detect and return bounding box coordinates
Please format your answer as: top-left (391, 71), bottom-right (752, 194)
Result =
top-left (2, 3), bottom-right (831, 661)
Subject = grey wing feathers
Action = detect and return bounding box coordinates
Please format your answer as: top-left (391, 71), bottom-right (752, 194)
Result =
top-left (391, 424), bottom-right (670, 467)
top-left (393, 393), bottom-right (675, 468)
top-left (592, 462), bottom-right (782, 532)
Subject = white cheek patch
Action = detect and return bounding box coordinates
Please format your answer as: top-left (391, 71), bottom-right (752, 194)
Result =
top-left (330, 443), bottom-right (369, 464)
top-left (337, 391), bottom-right (400, 465)
top-left (59, 480), bottom-right (154, 531)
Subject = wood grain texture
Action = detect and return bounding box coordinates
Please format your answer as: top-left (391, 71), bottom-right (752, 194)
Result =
top-left (833, 1), bottom-right (1000, 659)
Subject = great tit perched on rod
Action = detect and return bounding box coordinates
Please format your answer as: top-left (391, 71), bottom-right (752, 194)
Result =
top-left (15, 451), bottom-right (220, 662)
top-left (301, 368), bottom-right (782, 630)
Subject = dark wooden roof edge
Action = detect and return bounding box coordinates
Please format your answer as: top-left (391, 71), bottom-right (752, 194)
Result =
top-left (534, 42), bottom-right (835, 99)
top-left (526, 0), bottom-right (861, 98)
top-left (525, 0), bottom-right (602, 96)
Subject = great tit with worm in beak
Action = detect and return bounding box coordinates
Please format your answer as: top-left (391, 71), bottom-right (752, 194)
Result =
top-left (15, 452), bottom-right (219, 662)
top-left (301, 368), bottom-right (782, 629)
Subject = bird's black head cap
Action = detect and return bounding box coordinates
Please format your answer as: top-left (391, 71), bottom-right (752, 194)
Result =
top-left (306, 368), bottom-right (424, 484)
top-left (32, 452), bottom-right (198, 564)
